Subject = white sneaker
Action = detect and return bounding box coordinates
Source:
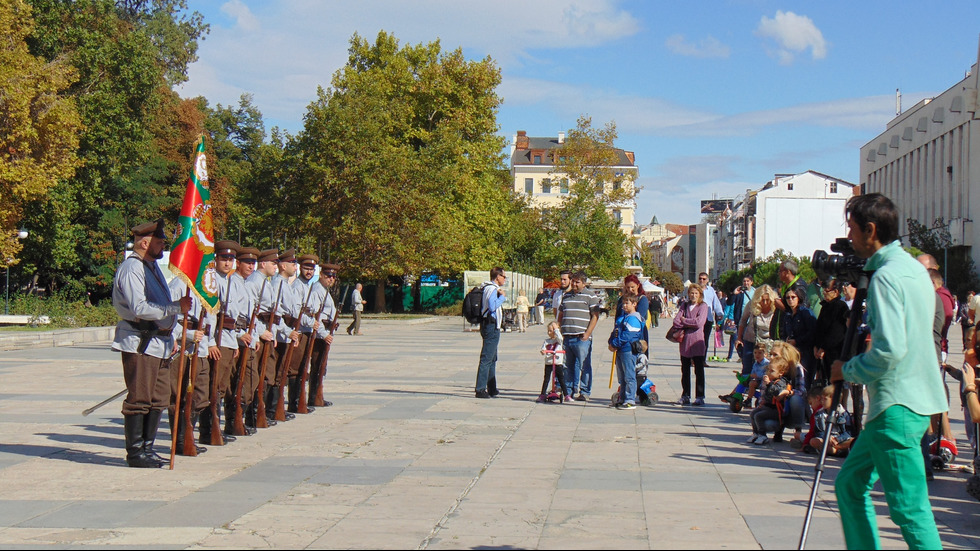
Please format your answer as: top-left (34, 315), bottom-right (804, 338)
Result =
top-left (746, 433), bottom-right (760, 443)
top-left (754, 436), bottom-right (770, 446)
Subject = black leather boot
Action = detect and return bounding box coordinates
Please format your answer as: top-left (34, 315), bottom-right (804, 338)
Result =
top-left (216, 400), bottom-right (235, 442)
top-left (199, 408), bottom-right (225, 445)
top-left (488, 377), bottom-right (500, 397)
top-left (287, 377), bottom-right (298, 413)
top-left (142, 409), bottom-right (166, 465)
top-left (190, 411), bottom-right (207, 454)
top-left (125, 414), bottom-right (159, 468)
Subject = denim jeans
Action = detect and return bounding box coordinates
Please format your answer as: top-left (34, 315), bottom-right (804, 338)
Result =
top-left (563, 336), bottom-right (591, 397)
top-left (616, 349), bottom-right (637, 405)
top-left (475, 321), bottom-right (499, 392)
top-left (582, 342), bottom-right (593, 396)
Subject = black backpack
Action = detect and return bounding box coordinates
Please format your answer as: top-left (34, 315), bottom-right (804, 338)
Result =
top-left (462, 285), bottom-right (486, 324)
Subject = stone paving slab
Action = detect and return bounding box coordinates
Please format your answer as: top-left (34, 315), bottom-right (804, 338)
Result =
top-left (0, 316), bottom-right (977, 549)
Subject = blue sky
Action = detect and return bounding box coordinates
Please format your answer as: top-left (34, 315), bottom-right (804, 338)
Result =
top-left (178, 0), bottom-right (980, 226)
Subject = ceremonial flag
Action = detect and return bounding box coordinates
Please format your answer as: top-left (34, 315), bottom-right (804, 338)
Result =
top-left (169, 135), bottom-right (219, 313)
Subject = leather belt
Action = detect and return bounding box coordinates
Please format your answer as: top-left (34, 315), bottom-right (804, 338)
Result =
top-left (257, 313), bottom-right (281, 325)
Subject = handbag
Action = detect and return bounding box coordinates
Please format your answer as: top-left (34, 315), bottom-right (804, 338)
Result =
top-left (665, 326), bottom-right (683, 344)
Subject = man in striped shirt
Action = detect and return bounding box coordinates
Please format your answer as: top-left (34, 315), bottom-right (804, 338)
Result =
top-left (558, 271), bottom-right (600, 401)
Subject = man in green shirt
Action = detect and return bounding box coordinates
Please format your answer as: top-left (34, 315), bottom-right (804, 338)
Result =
top-left (831, 193), bottom-right (948, 550)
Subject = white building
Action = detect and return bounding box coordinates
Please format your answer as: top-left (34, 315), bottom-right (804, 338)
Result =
top-left (509, 130), bottom-right (638, 236)
top-left (714, 171), bottom-right (856, 273)
top-left (859, 48), bottom-right (980, 265)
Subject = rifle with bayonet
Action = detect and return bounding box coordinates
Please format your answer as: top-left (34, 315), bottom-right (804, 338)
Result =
top-left (297, 286), bottom-right (329, 414)
top-left (274, 283), bottom-right (314, 421)
top-left (231, 276), bottom-right (265, 436)
top-left (255, 280), bottom-right (283, 428)
top-left (310, 285), bottom-right (345, 407)
top-left (205, 274), bottom-right (233, 446)
top-left (180, 305), bottom-right (207, 457)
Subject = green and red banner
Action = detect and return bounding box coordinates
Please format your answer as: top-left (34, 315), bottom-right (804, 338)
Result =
top-left (169, 135), bottom-right (219, 314)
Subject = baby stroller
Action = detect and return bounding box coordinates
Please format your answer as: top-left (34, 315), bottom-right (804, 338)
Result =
top-left (610, 352), bottom-right (659, 407)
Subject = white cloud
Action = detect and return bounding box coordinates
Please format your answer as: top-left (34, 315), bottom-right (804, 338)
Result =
top-left (665, 34), bottom-right (731, 59)
top-left (220, 0), bottom-right (260, 32)
top-left (755, 11), bottom-right (827, 65)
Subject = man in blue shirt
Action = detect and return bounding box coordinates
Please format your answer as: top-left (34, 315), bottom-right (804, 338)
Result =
top-left (476, 267), bottom-right (507, 399)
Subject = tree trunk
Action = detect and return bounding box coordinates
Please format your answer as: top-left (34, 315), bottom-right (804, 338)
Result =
top-left (373, 279), bottom-right (386, 313)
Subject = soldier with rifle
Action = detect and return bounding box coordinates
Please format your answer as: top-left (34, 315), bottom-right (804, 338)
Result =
top-left (245, 249), bottom-right (284, 429)
top-left (229, 246), bottom-right (260, 436)
top-left (111, 219), bottom-right (191, 468)
top-left (267, 249), bottom-right (302, 422)
top-left (168, 277), bottom-right (215, 456)
top-left (285, 254), bottom-right (321, 414)
top-left (200, 240), bottom-right (246, 445)
top-left (308, 263), bottom-right (341, 408)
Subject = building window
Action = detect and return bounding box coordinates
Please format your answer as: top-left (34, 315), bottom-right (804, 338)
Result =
top-left (542, 179), bottom-right (552, 194)
top-left (533, 155), bottom-right (542, 164)
top-left (613, 180), bottom-right (622, 191)
top-left (560, 178), bottom-right (569, 194)
top-left (524, 178), bottom-right (533, 194)
top-left (613, 209), bottom-right (622, 222)
top-left (787, 182), bottom-right (794, 190)
top-left (829, 182), bottom-right (837, 194)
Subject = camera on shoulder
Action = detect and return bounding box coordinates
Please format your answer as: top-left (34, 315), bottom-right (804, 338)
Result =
top-left (812, 237), bottom-right (869, 283)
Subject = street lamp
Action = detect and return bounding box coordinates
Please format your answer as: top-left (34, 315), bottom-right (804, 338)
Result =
top-left (4, 228), bottom-right (29, 316)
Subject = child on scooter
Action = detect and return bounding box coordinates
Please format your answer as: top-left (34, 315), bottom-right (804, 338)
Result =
top-left (537, 321), bottom-right (568, 403)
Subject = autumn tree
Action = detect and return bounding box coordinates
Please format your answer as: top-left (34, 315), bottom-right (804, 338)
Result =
top-left (295, 31), bottom-right (509, 311)
top-left (1, 0), bottom-right (82, 268)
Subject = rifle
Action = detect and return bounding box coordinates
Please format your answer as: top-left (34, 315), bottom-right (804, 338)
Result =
top-left (297, 286), bottom-right (329, 414)
top-left (169, 288), bottom-right (192, 470)
top-left (255, 280), bottom-right (283, 428)
top-left (274, 283), bottom-right (314, 421)
top-left (205, 274), bottom-right (233, 446)
top-left (231, 276), bottom-right (265, 436)
top-left (311, 285), bottom-right (345, 407)
top-left (179, 305), bottom-right (207, 457)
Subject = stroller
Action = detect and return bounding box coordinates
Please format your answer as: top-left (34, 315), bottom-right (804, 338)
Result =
top-left (610, 352), bottom-right (659, 407)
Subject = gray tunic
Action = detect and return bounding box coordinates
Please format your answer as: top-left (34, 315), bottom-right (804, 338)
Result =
top-left (111, 253), bottom-right (181, 358)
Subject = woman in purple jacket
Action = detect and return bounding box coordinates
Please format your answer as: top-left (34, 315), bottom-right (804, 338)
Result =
top-left (673, 284), bottom-right (709, 406)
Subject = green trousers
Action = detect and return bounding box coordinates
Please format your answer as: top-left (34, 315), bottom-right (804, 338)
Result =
top-left (834, 405), bottom-right (943, 550)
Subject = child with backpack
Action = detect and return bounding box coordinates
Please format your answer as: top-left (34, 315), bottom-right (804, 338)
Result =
top-left (537, 321), bottom-right (568, 403)
top-left (801, 384), bottom-right (854, 456)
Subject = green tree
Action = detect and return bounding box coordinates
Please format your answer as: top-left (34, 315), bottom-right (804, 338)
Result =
top-left (295, 31), bottom-right (508, 311)
top-left (717, 249), bottom-right (814, 294)
top-left (22, 0), bottom-right (207, 296)
top-left (0, 0), bottom-right (81, 266)
top-left (543, 115), bottom-right (632, 279)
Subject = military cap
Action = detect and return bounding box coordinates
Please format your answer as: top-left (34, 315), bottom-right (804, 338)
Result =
top-left (278, 248), bottom-right (297, 263)
top-left (257, 248), bottom-right (279, 262)
top-left (131, 219), bottom-right (167, 239)
top-left (214, 240), bottom-right (240, 256)
top-left (320, 263), bottom-right (340, 276)
top-left (298, 253), bottom-right (320, 267)
top-left (237, 247), bottom-right (259, 261)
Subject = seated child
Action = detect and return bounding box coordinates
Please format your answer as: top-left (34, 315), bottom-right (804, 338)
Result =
top-left (747, 357), bottom-right (793, 445)
top-left (719, 343), bottom-right (768, 407)
top-left (537, 321), bottom-right (568, 403)
top-left (801, 384), bottom-right (853, 456)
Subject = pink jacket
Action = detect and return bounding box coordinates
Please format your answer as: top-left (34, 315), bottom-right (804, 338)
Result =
top-left (673, 301), bottom-right (708, 358)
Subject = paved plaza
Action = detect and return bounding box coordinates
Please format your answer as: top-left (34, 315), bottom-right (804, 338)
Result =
top-left (0, 315), bottom-right (977, 549)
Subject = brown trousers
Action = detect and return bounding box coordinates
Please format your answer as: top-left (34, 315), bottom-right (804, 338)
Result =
top-left (247, 340), bottom-right (277, 398)
top-left (121, 352), bottom-right (170, 415)
top-left (308, 338), bottom-right (329, 399)
top-left (211, 346), bottom-right (238, 398)
top-left (170, 355), bottom-right (209, 413)
top-left (288, 334), bottom-right (312, 377)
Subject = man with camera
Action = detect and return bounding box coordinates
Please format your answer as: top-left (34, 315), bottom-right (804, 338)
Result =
top-left (830, 193), bottom-right (947, 550)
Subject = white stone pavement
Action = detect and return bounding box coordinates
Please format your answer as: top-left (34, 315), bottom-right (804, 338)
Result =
top-left (0, 316), bottom-right (976, 549)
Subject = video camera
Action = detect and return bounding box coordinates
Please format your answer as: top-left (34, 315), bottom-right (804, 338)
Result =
top-left (811, 237), bottom-right (868, 284)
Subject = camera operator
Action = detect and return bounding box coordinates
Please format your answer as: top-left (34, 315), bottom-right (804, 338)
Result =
top-left (829, 193), bottom-right (948, 550)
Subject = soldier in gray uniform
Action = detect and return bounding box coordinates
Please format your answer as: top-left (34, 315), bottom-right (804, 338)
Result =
top-left (111, 219), bottom-right (191, 468)
top-left (244, 248), bottom-right (285, 428)
top-left (168, 276), bottom-right (215, 455)
top-left (268, 249), bottom-right (302, 421)
top-left (308, 263), bottom-right (340, 407)
top-left (229, 246), bottom-right (260, 435)
top-left (289, 254), bottom-right (321, 413)
top-left (200, 240), bottom-right (244, 445)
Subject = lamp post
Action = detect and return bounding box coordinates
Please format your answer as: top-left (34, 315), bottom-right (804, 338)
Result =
top-left (4, 228), bottom-right (29, 316)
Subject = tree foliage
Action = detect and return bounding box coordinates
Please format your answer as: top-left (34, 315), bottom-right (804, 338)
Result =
top-left (716, 249), bottom-right (815, 294)
top-left (0, 0), bottom-right (82, 266)
top-left (907, 216), bottom-right (980, 298)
